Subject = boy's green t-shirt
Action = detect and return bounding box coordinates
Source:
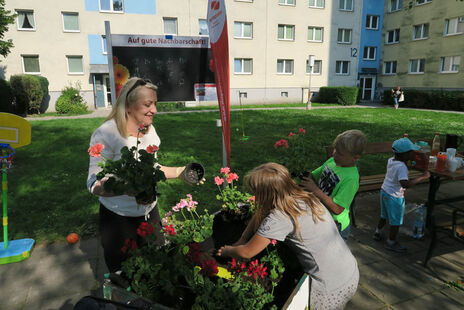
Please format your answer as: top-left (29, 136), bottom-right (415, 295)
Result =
top-left (311, 157), bottom-right (359, 231)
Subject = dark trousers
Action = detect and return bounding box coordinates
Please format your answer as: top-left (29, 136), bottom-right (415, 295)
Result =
top-left (99, 204), bottom-right (160, 273)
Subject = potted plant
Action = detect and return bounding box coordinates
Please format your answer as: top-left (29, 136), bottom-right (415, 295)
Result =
top-left (274, 128), bottom-right (312, 179)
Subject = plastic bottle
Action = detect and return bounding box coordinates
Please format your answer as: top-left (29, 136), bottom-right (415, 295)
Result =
top-left (431, 132), bottom-right (440, 156)
top-left (413, 204), bottom-right (425, 239)
top-left (103, 273), bottom-right (112, 300)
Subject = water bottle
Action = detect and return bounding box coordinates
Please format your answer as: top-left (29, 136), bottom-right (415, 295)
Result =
top-left (413, 204), bottom-right (425, 239)
top-left (103, 273), bottom-right (112, 300)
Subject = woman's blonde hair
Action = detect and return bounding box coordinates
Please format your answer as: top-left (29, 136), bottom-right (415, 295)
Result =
top-left (246, 163), bottom-right (325, 237)
top-left (105, 77), bottom-right (158, 137)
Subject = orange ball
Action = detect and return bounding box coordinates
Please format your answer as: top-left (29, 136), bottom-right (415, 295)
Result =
top-left (67, 233), bottom-right (79, 244)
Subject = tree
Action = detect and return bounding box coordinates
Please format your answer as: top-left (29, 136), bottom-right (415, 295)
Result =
top-left (0, 0), bottom-right (16, 58)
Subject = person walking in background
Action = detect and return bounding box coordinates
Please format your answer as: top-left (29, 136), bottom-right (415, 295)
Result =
top-left (391, 86), bottom-right (404, 110)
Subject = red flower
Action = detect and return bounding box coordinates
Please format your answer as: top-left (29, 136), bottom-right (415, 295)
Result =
top-left (229, 258), bottom-right (247, 273)
top-left (274, 139), bottom-right (289, 149)
top-left (187, 242), bottom-right (203, 265)
top-left (288, 132), bottom-right (296, 138)
top-left (163, 224), bottom-right (176, 235)
top-left (246, 259), bottom-right (268, 279)
top-left (138, 124), bottom-right (147, 131)
top-left (200, 259), bottom-right (218, 277)
top-left (146, 145), bottom-right (159, 154)
top-left (121, 238), bottom-right (138, 253)
top-left (88, 143), bottom-right (104, 158)
top-left (137, 222), bottom-right (154, 237)
top-left (299, 128), bottom-right (306, 134)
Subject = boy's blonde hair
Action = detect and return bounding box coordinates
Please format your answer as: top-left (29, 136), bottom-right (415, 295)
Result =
top-left (333, 129), bottom-right (367, 156)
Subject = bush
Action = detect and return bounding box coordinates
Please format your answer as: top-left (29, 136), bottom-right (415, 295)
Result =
top-left (55, 84), bottom-right (88, 114)
top-left (383, 89), bottom-right (464, 112)
top-left (0, 79), bottom-right (14, 113)
top-left (318, 86), bottom-right (359, 105)
top-left (10, 75), bottom-right (44, 115)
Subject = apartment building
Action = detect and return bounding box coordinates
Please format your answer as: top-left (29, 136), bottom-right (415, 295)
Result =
top-left (379, 0), bottom-right (464, 91)
top-left (3, 0), bottom-right (363, 111)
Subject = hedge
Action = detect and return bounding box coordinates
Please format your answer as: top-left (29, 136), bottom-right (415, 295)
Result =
top-left (10, 75), bottom-right (44, 115)
top-left (0, 79), bottom-right (14, 113)
top-left (383, 89), bottom-right (464, 112)
top-left (317, 86), bottom-right (359, 106)
top-left (56, 85), bottom-right (88, 114)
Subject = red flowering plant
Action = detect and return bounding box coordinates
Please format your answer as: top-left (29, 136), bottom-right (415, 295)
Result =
top-left (274, 127), bottom-right (312, 178)
top-left (214, 167), bottom-right (255, 215)
top-left (88, 124), bottom-right (166, 204)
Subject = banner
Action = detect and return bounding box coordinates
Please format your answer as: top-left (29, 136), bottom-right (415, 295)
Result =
top-left (207, 0), bottom-right (231, 167)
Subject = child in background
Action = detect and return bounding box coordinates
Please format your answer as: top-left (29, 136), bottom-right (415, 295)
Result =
top-left (301, 130), bottom-right (367, 241)
top-left (373, 138), bottom-right (430, 252)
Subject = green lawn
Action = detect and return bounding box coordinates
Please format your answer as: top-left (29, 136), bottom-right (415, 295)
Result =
top-left (5, 107), bottom-right (463, 243)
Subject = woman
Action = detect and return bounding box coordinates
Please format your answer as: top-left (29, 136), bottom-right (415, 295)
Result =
top-left (87, 77), bottom-right (193, 272)
top-left (391, 86), bottom-right (404, 110)
top-left (218, 163), bottom-right (359, 309)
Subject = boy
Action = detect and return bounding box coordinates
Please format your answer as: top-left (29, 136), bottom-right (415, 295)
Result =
top-left (373, 137), bottom-right (430, 252)
top-left (301, 129), bottom-right (367, 241)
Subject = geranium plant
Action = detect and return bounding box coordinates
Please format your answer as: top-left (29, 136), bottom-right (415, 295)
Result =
top-left (214, 167), bottom-right (255, 215)
top-left (88, 124), bottom-right (166, 204)
top-left (274, 127), bottom-right (311, 178)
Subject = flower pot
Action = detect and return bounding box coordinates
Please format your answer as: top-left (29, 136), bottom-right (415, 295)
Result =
top-left (135, 190), bottom-right (157, 205)
top-left (212, 204), bottom-right (252, 250)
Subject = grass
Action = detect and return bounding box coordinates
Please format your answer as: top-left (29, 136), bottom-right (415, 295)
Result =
top-left (4, 107), bottom-right (464, 243)
top-left (155, 102), bottom-right (336, 112)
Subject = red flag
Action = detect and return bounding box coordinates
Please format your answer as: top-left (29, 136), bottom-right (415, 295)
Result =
top-left (207, 0), bottom-right (230, 167)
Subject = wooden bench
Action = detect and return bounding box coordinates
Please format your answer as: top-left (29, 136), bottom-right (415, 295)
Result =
top-left (325, 138), bottom-right (432, 227)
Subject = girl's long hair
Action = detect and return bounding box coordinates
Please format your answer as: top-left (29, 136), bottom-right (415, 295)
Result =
top-left (105, 77), bottom-right (158, 137)
top-left (246, 163), bottom-right (325, 237)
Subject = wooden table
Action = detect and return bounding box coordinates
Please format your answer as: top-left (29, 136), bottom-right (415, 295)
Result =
top-left (423, 164), bottom-right (464, 266)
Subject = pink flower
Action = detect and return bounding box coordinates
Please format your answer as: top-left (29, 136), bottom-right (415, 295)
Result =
top-left (88, 143), bottom-right (104, 158)
top-left (215, 176), bottom-right (224, 186)
top-left (299, 128), bottom-right (306, 134)
top-left (146, 145), bottom-right (159, 154)
top-left (226, 173), bottom-right (239, 184)
top-left (270, 239), bottom-right (277, 245)
top-left (288, 132), bottom-right (296, 137)
top-left (220, 167), bottom-right (231, 174)
top-left (247, 196), bottom-right (255, 203)
top-left (274, 139), bottom-right (289, 149)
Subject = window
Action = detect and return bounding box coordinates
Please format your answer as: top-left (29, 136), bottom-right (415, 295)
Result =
top-left (199, 19), bottom-right (209, 36)
top-left (409, 58), bottom-right (425, 73)
top-left (62, 12), bottom-right (79, 32)
top-left (277, 59), bottom-right (294, 74)
top-left (281, 92), bottom-right (289, 97)
top-left (416, 0), bottom-right (431, 5)
top-left (335, 61), bottom-right (350, 75)
top-left (444, 17), bottom-right (464, 35)
top-left (234, 22), bottom-right (253, 38)
top-left (278, 24), bottom-right (295, 40)
top-left (67, 56), bottom-right (84, 74)
top-left (102, 36), bottom-right (107, 54)
top-left (279, 0), bottom-right (295, 5)
top-left (306, 59), bottom-right (322, 74)
top-left (383, 61), bottom-right (397, 75)
top-left (163, 18), bottom-right (178, 35)
top-left (386, 29), bottom-right (400, 44)
top-left (339, 0), bottom-right (353, 11)
top-left (337, 28), bottom-right (352, 43)
top-left (100, 0), bottom-right (124, 12)
top-left (307, 27), bottom-right (323, 42)
top-left (366, 15), bottom-right (379, 30)
top-left (22, 55), bottom-right (40, 74)
top-left (440, 56), bottom-right (460, 73)
top-left (309, 0), bottom-right (324, 8)
top-left (413, 23), bottom-right (429, 40)
top-left (363, 46), bottom-right (376, 60)
top-left (17, 10), bottom-right (35, 30)
top-left (390, 0), bottom-right (403, 12)
top-left (234, 58), bottom-right (253, 74)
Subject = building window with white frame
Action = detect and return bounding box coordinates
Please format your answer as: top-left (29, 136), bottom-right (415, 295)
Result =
top-left (366, 15), bottom-right (379, 30)
top-left (102, 36), bottom-right (107, 54)
top-left (234, 22), bottom-right (253, 39)
top-left (62, 12), bottom-right (79, 32)
top-left (363, 46), bottom-right (376, 60)
top-left (67, 56), bottom-right (84, 74)
top-left (309, 0), bottom-right (324, 8)
top-left (22, 55), bottom-right (40, 74)
top-left (16, 10), bottom-right (35, 30)
top-left (413, 23), bottom-right (429, 40)
top-left (440, 56), bottom-right (460, 73)
top-left (415, 0), bottom-right (431, 5)
top-left (199, 19), bottom-right (209, 36)
top-left (277, 59), bottom-right (294, 74)
top-left (234, 58), bottom-right (253, 74)
top-left (335, 61), bottom-right (350, 75)
top-left (306, 59), bottom-right (322, 74)
top-left (307, 27), bottom-right (323, 42)
top-left (444, 17), bottom-right (464, 35)
top-left (383, 61), bottom-right (397, 75)
top-left (278, 24), bottom-right (295, 40)
top-left (279, 0), bottom-right (295, 5)
top-left (390, 0), bottom-right (403, 12)
top-left (339, 0), bottom-right (353, 11)
top-left (163, 18), bottom-right (178, 35)
top-left (337, 28), bottom-right (352, 43)
top-left (386, 29), bottom-right (400, 44)
top-left (100, 0), bottom-right (124, 12)
top-left (409, 58), bottom-right (425, 73)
